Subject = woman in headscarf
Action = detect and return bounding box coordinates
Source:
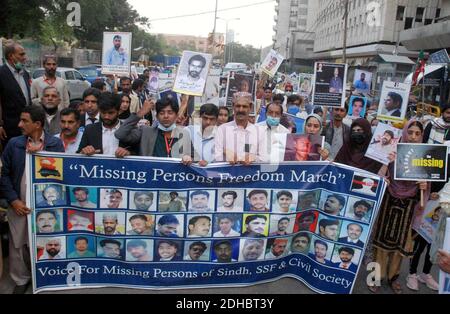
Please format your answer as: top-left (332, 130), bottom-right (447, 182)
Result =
top-left (334, 118), bottom-right (383, 174)
top-left (370, 120), bottom-right (430, 294)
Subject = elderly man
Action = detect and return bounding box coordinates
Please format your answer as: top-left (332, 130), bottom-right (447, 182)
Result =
top-left (40, 86), bottom-right (62, 135)
top-left (215, 93), bottom-right (267, 164)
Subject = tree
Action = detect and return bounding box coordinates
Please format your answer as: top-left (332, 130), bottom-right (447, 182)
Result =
top-left (222, 43), bottom-right (260, 65)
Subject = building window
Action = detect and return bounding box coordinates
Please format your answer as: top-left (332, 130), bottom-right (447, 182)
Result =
top-left (416, 7), bottom-right (424, 23)
top-left (405, 17), bottom-right (414, 29)
top-left (436, 8), bottom-right (441, 19)
top-left (396, 6), bottom-right (405, 21)
top-left (424, 19), bottom-right (433, 25)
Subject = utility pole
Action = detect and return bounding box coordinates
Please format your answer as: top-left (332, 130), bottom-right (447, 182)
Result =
top-left (343, 0), bottom-right (349, 64)
top-left (212, 0), bottom-right (219, 54)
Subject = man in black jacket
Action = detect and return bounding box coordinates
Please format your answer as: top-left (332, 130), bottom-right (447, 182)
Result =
top-left (0, 41), bottom-right (31, 146)
top-left (77, 92), bottom-right (131, 157)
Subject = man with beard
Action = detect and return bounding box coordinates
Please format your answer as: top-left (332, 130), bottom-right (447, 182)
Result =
top-left (31, 55), bottom-right (70, 108)
top-left (57, 108), bottom-right (83, 154)
top-left (77, 92), bottom-right (131, 157)
top-left (213, 215), bottom-right (241, 237)
top-left (242, 215), bottom-right (268, 237)
top-left (296, 211), bottom-right (316, 232)
top-left (217, 191), bottom-right (242, 212)
top-left (265, 238), bottom-right (288, 259)
top-left (176, 54), bottom-right (207, 93)
top-left (132, 191), bottom-right (154, 211)
top-left (106, 35), bottom-right (128, 66)
top-left (187, 216), bottom-right (211, 237)
top-left (40, 86), bottom-right (62, 135)
top-left (333, 247), bottom-right (358, 272)
top-left (371, 130), bottom-right (395, 154)
top-left (323, 106), bottom-right (350, 160)
top-left (354, 72), bottom-right (369, 92)
top-left (188, 191), bottom-right (213, 212)
top-left (290, 232), bottom-right (311, 254)
top-left (184, 241), bottom-right (207, 261)
top-left (322, 194), bottom-right (345, 216)
top-left (126, 240), bottom-right (152, 262)
top-left (247, 190), bottom-right (270, 212)
top-left (37, 184), bottom-right (66, 207)
top-left (318, 219), bottom-right (340, 241)
top-left (36, 210), bottom-right (58, 233)
top-left (38, 238), bottom-right (64, 260)
top-left (213, 240), bottom-right (236, 263)
top-left (128, 214), bottom-right (153, 235)
top-left (348, 200), bottom-right (372, 222)
top-left (309, 240), bottom-right (333, 266)
top-left (71, 187), bottom-right (96, 208)
top-left (241, 239), bottom-right (265, 261)
top-left (100, 213), bottom-right (122, 235)
top-left (270, 217), bottom-right (290, 236)
top-left (339, 223), bottom-right (365, 248)
top-left (99, 239), bottom-right (123, 259)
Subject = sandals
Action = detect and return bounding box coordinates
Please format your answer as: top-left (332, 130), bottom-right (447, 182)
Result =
top-left (389, 280), bottom-right (403, 294)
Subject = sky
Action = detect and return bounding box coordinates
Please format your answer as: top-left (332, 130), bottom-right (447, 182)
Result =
top-left (128, 0), bottom-right (276, 48)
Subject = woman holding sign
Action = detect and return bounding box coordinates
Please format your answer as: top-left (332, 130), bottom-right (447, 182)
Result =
top-left (370, 120), bottom-right (431, 294)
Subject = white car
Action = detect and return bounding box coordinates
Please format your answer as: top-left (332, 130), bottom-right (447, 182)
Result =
top-left (32, 67), bottom-right (91, 101)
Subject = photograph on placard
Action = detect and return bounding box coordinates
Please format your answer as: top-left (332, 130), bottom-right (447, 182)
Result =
top-left (353, 69), bottom-right (372, 93)
top-left (261, 49), bottom-right (284, 77)
top-left (102, 32), bottom-right (132, 76)
top-left (377, 81), bottom-right (411, 122)
top-left (348, 96), bottom-right (368, 119)
top-left (173, 51), bottom-right (212, 96)
top-left (365, 123), bottom-right (402, 165)
top-left (312, 62), bottom-right (347, 107)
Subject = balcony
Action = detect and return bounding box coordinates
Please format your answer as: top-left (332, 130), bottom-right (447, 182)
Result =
top-left (400, 16), bottom-right (450, 50)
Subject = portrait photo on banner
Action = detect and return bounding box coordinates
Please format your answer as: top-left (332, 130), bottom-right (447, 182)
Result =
top-left (102, 32), bottom-right (132, 76)
top-left (353, 69), bottom-right (372, 94)
top-left (365, 123), bottom-right (402, 165)
top-left (284, 134), bottom-right (324, 161)
top-left (348, 96), bottom-right (368, 119)
top-left (173, 51), bottom-right (212, 96)
top-left (377, 81), bottom-right (411, 122)
top-left (225, 72), bottom-right (256, 110)
top-left (312, 62), bottom-right (348, 107)
top-left (298, 73), bottom-right (314, 100)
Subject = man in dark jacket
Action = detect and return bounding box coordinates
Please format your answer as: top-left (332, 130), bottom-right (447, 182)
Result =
top-left (0, 105), bottom-right (64, 294)
top-left (0, 41), bottom-right (32, 147)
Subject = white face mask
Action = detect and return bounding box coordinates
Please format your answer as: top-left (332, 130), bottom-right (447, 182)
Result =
top-left (158, 123), bottom-right (176, 132)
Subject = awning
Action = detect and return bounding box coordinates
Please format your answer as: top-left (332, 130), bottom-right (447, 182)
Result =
top-left (378, 54), bottom-right (415, 65)
top-left (404, 64), bottom-right (446, 85)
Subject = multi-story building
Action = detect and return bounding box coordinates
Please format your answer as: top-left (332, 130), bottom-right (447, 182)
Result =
top-left (272, 0), bottom-right (315, 72)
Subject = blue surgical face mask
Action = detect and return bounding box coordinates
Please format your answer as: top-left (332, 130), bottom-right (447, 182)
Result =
top-left (266, 116), bottom-right (280, 127)
top-left (158, 123), bottom-right (176, 132)
top-left (287, 105), bottom-right (300, 115)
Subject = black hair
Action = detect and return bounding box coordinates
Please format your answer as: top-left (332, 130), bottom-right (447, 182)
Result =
top-left (272, 94), bottom-right (284, 103)
top-left (338, 246), bottom-right (355, 255)
top-left (352, 97), bottom-right (365, 106)
top-left (287, 94), bottom-right (301, 104)
top-left (91, 80), bottom-right (106, 91)
top-left (156, 97), bottom-right (179, 115)
top-left (188, 54), bottom-right (207, 67)
top-left (221, 191), bottom-right (237, 199)
top-left (98, 92), bottom-right (121, 112)
top-left (292, 232), bottom-right (311, 243)
top-left (60, 108), bottom-right (81, 121)
top-left (74, 236), bottom-right (89, 244)
top-left (189, 241), bottom-right (207, 251)
top-left (36, 210), bottom-right (57, 219)
top-left (353, 200), bottom-right (372, 210)
top-left (267, 102), bottom-right (284, 115)
top-left (347, 223), bottom-right (363, 233)
top-left (22, 105), bottom-right (45, 128)
top-left (298, 211), bottom-right (316, 221)
top-left (319, 218), bottom-right (340, 229)
top-left (73, 187), bottom-right (89, 195)
top-left (82, 88), bottom-right (101, 101)
top-left (113, 35), bottom-right (122, 41)
top-left (384, 130), bottom-right (394, 138)
top-left (100, 239), bottom-right (121, 247)
top-left (278, 217), bottom-right (290, 223)
top-left (120, 77), bottom-right (132, 84)
top-left (129, 214), bottom-right (147, 222)
top-left (248, 190), bottom-right (268, 199)
top-left (200, 103), bottom-right (219, 118)
top-left (134, 191), bottom-right (154, 200)
top-left (327, 194), bottom-right (346, 206)
top-left (190, 190), bottom-right (210, 199)
top-left (314, 239), bottom-right (328, 250)
top-left (188, 216), bottom-right (211, 226)
top-left (276, 190), bottom-right (292, 199)
top-left (387, 92), bottom-right (403, 106)
top-left (245, 214), bottom-right (267, 225)
top-left (408, 121), bottom-right (424, 133)
top-left (132, 79), bottom-right (145, 91)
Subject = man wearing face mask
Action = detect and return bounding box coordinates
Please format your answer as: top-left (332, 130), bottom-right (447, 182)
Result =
top-left (115, 97), bottom-right (192, 158)
top-left (0, 41), bottom-right (32, 146)
top-left (257, 102), bottom-right (289, 163)
top-left (40, 86), bottom-right (62, 135)
top-left (31, 55), bottom-right (70, 108)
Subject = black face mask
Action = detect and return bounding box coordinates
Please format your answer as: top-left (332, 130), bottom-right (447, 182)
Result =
top-left (351, 133), bottom-right (366, 145)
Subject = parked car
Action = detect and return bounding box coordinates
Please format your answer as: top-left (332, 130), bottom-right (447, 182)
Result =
top-left (32, 67), bottom-right (91, 101)
top-left (76, 66), bottom-right (104, 84)
top-left (222, 62), bottom-right (247, 76)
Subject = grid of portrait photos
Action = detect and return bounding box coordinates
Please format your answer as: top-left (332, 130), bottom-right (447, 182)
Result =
top-left (33, 181), bottom-right (379, 273)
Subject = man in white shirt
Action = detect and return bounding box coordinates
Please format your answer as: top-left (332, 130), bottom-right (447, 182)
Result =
top-left (31, 55), bottom-right (70, 108)
top-left (215, 93), bottom-right (267, 164)
top-left (38, 238), bottom-right (64, 260)
top-left (213, 215), bottom-right (241, 237)
top-left (257, 102), bottom-right (289, 163)
top-left (57, 108), bottom-right (83, 154)
top-left (77, 92), bottom-right (131, 157)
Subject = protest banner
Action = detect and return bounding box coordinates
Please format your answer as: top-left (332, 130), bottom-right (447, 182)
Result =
top-left (377, 81), bottom-right (411, 123)
top-left (225, 72), bottom-right (256, 112)
top-left (312, 63), bottom-right (347, 108)
top-left (28, 153), bottom-right (386, 294)
top-left (439, 218), bottom-right (450, 294)
top-left (412, 200), bottom-right (441, 244)
top-left (430, 49), bottom-right (450, 64)
top-left (147, 70), bottom-right (159, 94)
top-left (365, 123), bottom-right (401, 165)
top-left (299, 73), bottom-right (313, 100)
top-left (353, 70), bottom-right (372, 94)
top-left (348, 96), bottom-right (368, 119)
top-left (173, 51), bottom-right (212, 97)
top-left (158, 73), bottom-right (175, 93)
top-left (394, 143), bottom-right (448, 181)
top-left (102, 32), bottom-right (132, 76)
top-left (261, 49), bottom-right (284, 77)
